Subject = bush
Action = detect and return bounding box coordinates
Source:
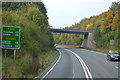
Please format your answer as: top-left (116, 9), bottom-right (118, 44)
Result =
top-left (2, 3), bottom-right (56, 78)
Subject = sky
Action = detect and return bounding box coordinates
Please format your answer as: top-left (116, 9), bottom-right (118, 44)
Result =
top-left (42, 0), bottom-right (119, 29)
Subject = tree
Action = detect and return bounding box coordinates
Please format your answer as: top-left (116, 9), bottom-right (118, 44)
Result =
top-left (110, 2), bottom-right (120, 16)
top-left (86, 23), bottom-right (93, 30)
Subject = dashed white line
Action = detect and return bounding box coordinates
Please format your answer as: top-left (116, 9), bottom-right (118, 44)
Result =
top-left (106, 61), bottom-right (108, 63)
top-left (72, 62), bottom-right (75, 78)
top-left (115, 66), bottom-right (118, 69)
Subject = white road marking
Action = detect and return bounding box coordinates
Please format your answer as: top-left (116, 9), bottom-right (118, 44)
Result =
top-left (73, 62), bottom-right (75, 78)
top-left (115, 66), bottom-right (118, 69)
top-left (41, 49), bottom-right (62, 79)
top-left (106, 61), bottom-right (108, 63)
top-left (65, 49), bottom-right (93, 80)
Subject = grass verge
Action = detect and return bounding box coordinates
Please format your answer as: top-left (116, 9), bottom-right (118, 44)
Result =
top-left (2, 49), bottom-right (58, 79)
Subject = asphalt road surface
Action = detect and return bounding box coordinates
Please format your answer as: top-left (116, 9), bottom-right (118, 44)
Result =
top-left (36, 46), bottom-right (119, 79)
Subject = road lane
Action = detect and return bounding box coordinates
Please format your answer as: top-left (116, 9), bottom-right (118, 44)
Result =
top-left (39, 46), bottom-right (119, 79)
top-left (65, 49), bottom-right (93, 80)
top-left (69, 48), bottom-right (118, 78)
top-left (45, 48), bottom-right (86, 78)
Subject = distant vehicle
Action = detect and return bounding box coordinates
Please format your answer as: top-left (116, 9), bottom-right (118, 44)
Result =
top-left (107, 50), bottom-right (120, 61)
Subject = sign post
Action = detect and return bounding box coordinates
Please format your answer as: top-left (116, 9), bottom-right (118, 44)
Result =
top-left (110, 40), bottom-right (114, 46)
top-left (110, 40), bottom-right (115, 50)
top-left (2, 26), bottom-right (20, 60)
top-left (5, 49), bottom-right (7, 58)
top-left (14, 50), bottom-right (16, 60)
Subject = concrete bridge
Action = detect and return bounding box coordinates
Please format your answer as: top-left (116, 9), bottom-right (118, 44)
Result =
top-left (51, 29), bottom-right (89, 39)
top-left (51, 29), bottom-right (96, 49)
top-left (51, 29), bottom-right (89, 34)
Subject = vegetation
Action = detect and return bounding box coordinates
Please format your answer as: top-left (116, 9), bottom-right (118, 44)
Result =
top-left (1, 1), bottom-right (120, 79)
top-left (2, 2), bottom-right (57, 79)
top-left (54, 1), bottom-right (120, 51)
top-left (0, 25), bottom-right (1, 79)
top-left (53, 33), bottom-right (83, 46)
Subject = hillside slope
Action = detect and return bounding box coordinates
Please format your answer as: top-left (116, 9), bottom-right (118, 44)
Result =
top-left (2, 2), bottom-right (57, 79)
top-left (53, 2), bottom-right (120, 52)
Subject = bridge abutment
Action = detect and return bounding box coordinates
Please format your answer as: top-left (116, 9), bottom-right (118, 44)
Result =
top-left (81, 33), bottom-right (96, 49)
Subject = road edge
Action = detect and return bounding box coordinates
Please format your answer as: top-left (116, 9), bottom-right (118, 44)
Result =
top-left (33, 49), bottom-right (61, 80)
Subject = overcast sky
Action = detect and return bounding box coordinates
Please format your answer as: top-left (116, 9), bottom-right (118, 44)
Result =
top-left (42, 0), bottom-right (119, 28)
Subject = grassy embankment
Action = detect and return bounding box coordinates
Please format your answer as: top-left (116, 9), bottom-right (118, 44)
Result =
top-left (2, 3), bottom-right (58, 79)
top-left (2, 50), bottom-right (58, 78)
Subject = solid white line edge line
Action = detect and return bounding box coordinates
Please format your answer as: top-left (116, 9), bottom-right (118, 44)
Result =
top-left (65, 49), bottom-right (93, 80)
top-left (42, 49), bottom-right (62, 79)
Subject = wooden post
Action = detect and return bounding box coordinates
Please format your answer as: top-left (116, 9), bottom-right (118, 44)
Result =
top-left (5, 49), bottom-right (7, 58)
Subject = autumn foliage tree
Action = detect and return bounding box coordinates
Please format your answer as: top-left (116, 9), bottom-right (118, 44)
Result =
top-left (54, 1), bottom-right (120, 50)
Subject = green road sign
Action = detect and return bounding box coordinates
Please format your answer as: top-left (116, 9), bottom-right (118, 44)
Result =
top-left (2, 26), bottom-right (21, 49)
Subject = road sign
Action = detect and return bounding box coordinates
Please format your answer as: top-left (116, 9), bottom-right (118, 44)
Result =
top-left (110, 40), bottom-right (114, 46)
top-left (2, 26), bottom-right (20, 49)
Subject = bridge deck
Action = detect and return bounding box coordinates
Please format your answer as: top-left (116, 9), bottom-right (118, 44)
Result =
top-left (51, 29), bottom-right (89, 34)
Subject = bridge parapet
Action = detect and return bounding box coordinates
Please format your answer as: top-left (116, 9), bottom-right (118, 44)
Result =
top-left (51, 29), bottom-right (92, 34)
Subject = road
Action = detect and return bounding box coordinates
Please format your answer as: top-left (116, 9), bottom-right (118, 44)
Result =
top-left (36, 46), bottom-right (119, 79)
